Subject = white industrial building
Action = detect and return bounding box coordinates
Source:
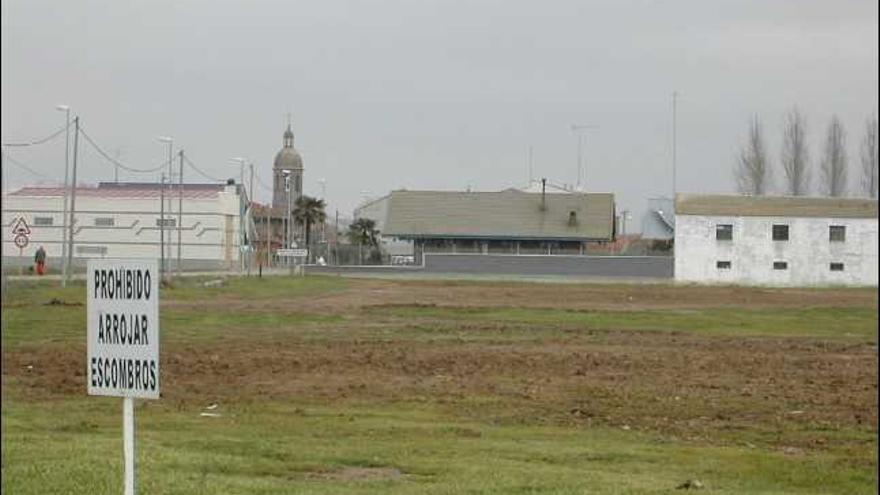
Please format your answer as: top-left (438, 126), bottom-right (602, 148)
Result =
top-left (674, 194), bottom-right (878, 287)
top-left (2, 182), bottom-right (252, 271)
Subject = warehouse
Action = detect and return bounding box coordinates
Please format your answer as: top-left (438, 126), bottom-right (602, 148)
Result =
top-left (2, 181), bottom-right (251, 271)
top-left (674, 194), bottom-right (878, 286)
top-left (360, 189), bottom-right (616, 263)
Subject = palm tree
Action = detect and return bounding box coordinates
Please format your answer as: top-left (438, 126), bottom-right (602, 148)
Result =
top-left (346, 218), bottom-right (380, 264)
top-left (292, 195), bottom-right (326, 262)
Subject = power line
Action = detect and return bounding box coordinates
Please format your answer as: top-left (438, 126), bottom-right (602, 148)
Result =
top-left (253, 169), bottom-right (273, 193)
top-left (2, 122), bottom-right (69, 147)
top-left (3, 153), bottom-right (49, 179)
top-left (183, 154), bottom-right (223, 182)
top-left (78, 126), bottom-right (171, 174)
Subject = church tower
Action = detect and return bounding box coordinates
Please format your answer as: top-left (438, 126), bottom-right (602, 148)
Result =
top-left (272, 124), bottom-right (304, 210)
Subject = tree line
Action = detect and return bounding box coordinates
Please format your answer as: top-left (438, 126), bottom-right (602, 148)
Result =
top-left (734, 110), bottom-right (878, 199)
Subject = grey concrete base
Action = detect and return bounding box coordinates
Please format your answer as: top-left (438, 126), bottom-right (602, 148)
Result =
top-left (423, 254), bottom-right (673, 278)
top-left (2, 256), bottom-right (236, 273)
top-left (306, 254), bottom-right (674, 279)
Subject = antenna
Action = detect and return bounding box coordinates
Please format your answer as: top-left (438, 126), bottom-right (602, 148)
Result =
top-left (570, 124), bottom-right (599, 191)
top-left (528, 146), bottom-right (533, 184)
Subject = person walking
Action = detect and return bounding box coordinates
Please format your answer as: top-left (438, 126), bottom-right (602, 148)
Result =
top-left (34, 246), bottom-right (47, 276)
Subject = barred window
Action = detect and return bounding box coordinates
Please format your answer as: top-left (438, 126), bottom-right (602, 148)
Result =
top-left (716, 224), bottom-right (733, 241)
top-left (772, 225), bottom-right (789, 241)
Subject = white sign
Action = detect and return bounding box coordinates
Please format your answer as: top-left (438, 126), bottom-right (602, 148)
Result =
top-left (277, 248), bottom-right (308, 257)
top-left (87, 259), bottom-right (160, 400)
top-left (11, 217), bottom-right (31, 236)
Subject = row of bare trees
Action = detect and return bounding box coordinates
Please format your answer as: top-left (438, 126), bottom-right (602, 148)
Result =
top-left (735, 110), bottom-right (878, 199)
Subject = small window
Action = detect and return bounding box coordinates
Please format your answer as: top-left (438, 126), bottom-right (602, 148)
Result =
top-left (95, 217), bottom-right (115, 227)
top-left (773, 261), bottom-right (788, 270)
top-left (829, 225), bottom-right (846, 242)
top-left (716, 224), bottom-right (733, 241)
top-left (33, 217), bottom-right (53, 226)
top-left (716, 260), bottom-right (732, 270)
top-left (155, 218), bottom-right (176, 227)
top-left (772, 224), bottom-right (789, 241)
top-left (830, 262), bottom-right (845, 271)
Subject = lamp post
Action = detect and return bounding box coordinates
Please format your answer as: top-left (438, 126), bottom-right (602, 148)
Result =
top-left (672, 91), bottom-right (678, 200)
top-left (229, 158), bottom-right (248, 274)
top-left (283, 170), bottom-right (293, 275)
top-left (158, 137), bottom-right (172, 281)
top-left (56, 104), bottom-right (71, 286)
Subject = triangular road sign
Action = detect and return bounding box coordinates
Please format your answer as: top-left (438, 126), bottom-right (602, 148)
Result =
top-left (11, 217), bottom-right (31, 236)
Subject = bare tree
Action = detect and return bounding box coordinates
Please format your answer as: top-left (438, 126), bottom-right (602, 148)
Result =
top-left (861, 115), bottom-right (878, 199)
top-left (820, 116), bottom-right (848, 197)
top-left (780, 108), bottom-right (809, 196)
top-left (735, 116), bottom-right (771, 195)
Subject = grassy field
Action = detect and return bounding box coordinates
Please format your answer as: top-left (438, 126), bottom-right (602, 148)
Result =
top-left (2, 275), bottom-right (877, 494)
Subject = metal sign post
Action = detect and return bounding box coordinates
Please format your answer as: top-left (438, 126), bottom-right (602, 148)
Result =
top-left (277, 248), bottom-right (307, 277)
top-left (87, 259), bottom-right (160, 495)
top-left (11, 217), bottom-right (31, 275)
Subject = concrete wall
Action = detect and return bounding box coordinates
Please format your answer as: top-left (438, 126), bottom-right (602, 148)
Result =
top-left (675, 214), bottom-right (879, 286)
top-left (424, 253), bottom-right (673, 278)
top-left (2, 187), bottom-right (243, 268)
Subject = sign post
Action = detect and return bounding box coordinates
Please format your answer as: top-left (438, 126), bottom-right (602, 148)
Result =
top-left (87, 259), bottom-right (160, 495)
top-left (11, 217), bottom-right (31, 275)
top-left (277, 248), bottom-right (307, 277)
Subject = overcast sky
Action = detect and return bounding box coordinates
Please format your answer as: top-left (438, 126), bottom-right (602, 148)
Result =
top-left (2, 0), bottom-right (877, 228)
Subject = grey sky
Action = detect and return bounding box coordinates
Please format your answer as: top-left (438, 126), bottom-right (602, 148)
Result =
top-left (2, 0), bottom-right (877, 227)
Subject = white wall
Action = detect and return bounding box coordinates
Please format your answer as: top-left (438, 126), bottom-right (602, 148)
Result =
top-left (2, 187), bottom-right (242, 268)
top-left (675, 214), bottom-right (878, 286)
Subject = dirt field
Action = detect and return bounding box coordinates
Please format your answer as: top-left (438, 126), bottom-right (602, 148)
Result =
top-left (2, 276), bottom-right (878, 493)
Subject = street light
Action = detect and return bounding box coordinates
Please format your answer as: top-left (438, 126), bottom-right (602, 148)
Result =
top-left (56, 105), bottom-right (71, 287)
top-left (157, 137), bottom-right (173, 280)
top-left (229, 157), bottom-right (248, 274)
top-left (283, 170), bottom-right (294, 275)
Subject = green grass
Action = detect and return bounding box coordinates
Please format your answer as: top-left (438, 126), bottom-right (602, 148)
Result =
top-left (2, 395), bottom-right (876, 495)
top-left (1, 276), bottom-right (349, 347)
top-left (2, 276), bottom-right (877, 494)
top-left (2, 277), bottom-right (878, 346)
top-left (374, 305), bottom-right (878, 340)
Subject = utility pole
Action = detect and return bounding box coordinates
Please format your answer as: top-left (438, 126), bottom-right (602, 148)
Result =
top-left (287, 173), bottom-right (294, 276)
top-left (334, 209), bottom-right (339, 266)
top-left (672, 91), bottom-right (678, 200)
top-left (114, 149), bottom-right (121, 183)
top-left (160, 173), bottom-right (165, 283)
top-left (57, 105), bottom-right (71, 287)
top-left (249, 163), bottom-right (254, 277)
top-left (177, 150), bottom-right (183, 278)
top-left (65, 117), bottom-right (80, 286)
top-left (265, 203), bottom-right (271, 269)
top-left (528, 145), bottom-right (533, 185)
top-left (249, 163), bottom-right (254, 208)
top-left (571, 124), bottom-right (598, 191)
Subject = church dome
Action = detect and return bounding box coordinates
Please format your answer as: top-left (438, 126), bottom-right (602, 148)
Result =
top-left (273, 125), bottom-right (303, 170)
